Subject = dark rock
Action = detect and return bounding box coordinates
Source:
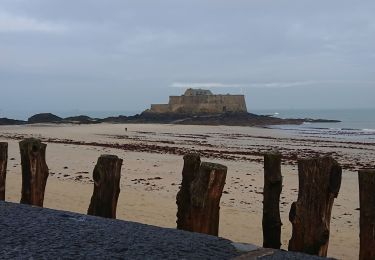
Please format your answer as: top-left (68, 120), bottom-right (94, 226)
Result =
top-left (28, 113), bottom-right (62, 124)
top-left (0, 118), bottom-right (26, 125)
top-left (101, 115), bottom-right (135, 123)
top-left (100, 112), bottom-right (308, 126)
top-left (1, 111), bottom-right (340, 127)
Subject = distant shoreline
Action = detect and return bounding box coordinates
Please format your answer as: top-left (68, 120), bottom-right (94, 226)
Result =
top-left (0, 112), bottom-right (341, 127)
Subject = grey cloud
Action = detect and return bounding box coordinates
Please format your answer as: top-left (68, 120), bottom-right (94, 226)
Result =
top-left (0, 0), bottom-right (374, 117)
top-left (0, 11), bottom-right (67, 32)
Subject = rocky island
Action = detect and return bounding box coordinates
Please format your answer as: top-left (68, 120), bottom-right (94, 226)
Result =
top-left (0, 88), bottom-right (340, 126)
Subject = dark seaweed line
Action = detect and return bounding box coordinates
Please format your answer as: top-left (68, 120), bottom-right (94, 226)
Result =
top-left (0, 133), bottom-right (369, 171)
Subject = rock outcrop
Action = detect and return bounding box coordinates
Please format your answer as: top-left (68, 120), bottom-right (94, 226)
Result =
top-left (28, 113), bottom-right (62, 124)
top-left (0, 112), bottom-right (340, 127)
top-left (0, 118), bottom-right (26, 125)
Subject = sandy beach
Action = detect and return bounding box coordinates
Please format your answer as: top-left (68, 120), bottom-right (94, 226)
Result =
top-left (1, 123), bottom-right (373, 259)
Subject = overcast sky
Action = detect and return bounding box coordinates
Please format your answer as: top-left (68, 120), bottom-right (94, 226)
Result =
top-left (1, 0), bottom-right (375, 118)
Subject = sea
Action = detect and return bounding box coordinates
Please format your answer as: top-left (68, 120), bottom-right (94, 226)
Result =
top-left (253, 108), bottom-right (375, 142)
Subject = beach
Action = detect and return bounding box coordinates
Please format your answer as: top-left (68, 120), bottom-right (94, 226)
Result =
top-left (1, 123), bottom-right (374, 259)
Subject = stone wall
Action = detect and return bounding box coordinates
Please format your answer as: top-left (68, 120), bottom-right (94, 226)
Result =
top-left (149, 95), bottom-right (247, 114)
top-left (150, 104), bottom-right (170, 113)
top-left (169, 95), bottom-right (247, 114)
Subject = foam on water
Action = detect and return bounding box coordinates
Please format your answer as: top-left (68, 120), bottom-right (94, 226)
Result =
top-left (255, 108), bottom-right (375, 142)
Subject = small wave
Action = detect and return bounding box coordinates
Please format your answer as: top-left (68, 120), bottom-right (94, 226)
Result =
top-left (341, 128), bottom-right (360, 131)
top-left (303, 126), bottom-right (330, 130)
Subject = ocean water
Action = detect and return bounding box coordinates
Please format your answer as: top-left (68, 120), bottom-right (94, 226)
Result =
top-left (252, 108), bottom-right (375, 142)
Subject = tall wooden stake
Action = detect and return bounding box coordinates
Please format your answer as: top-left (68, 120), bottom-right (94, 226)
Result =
top-left (288, 156), bottom-right (342, 256)
top-left (262, 150), bottom-right (282, 249)
top-left (358, 169), bottom-right (375, 260)
top-left (88, 154), bottom-right (123, 219)
top-left (176, 153), bottom-right (201, 231)
top-left (19, 138), bottom-right (49, 207)
top-left (176, 156), bottom-right (227, 236)
top-left (0, 142), bottom-right (8, 201)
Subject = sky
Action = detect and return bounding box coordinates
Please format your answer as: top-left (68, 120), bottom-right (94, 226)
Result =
top-left (1, 0), bottom-right (375, 119)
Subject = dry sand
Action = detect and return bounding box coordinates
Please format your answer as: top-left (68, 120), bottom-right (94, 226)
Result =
top-left (1, 123), bottom-right (372, 259)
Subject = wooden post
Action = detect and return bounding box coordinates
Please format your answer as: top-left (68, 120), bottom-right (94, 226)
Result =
top-left (177, 157), bottom-right (227, 236)
top-left (288, 156), bottom-right (342, 256)
top-left (0, 142), bottom-right (8, 201)
top-left (262, 150), bottom-right (282, 249)
top-left (88, 154), bottom-right (123, 219)
top-left (19, 138), bottom-right (49, 207)
top-left (176, 153), bottom-right (201, 231)
top-left (358, 169), bottom-right (375, 260)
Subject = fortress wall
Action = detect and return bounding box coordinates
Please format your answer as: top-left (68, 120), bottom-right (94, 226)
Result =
top-left (211, 95), bottom-right (247, 112)
top-left (150, 104), bottom-right (170, 113)
top-left (168, 95), bottom-right (247, 113)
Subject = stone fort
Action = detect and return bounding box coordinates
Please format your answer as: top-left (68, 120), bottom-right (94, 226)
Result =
top-left (148, 88), bottom-right (247, 114)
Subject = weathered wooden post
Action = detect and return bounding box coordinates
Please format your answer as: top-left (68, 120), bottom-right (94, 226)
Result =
top-left (176, 153), bottom-right (201, 231)
top-left (88, 154), bottom-right (123, 219)
top-left (190, 162), bottom-right (227, 236)
top-left (358, 168), bottom-right (375, 260)
top-left (0, 142), bottom-right (8, 201)
top-left (262, 150), bottom-right (282, 249)
top-left (176, 155), bottom-right (227, 236)
top-left (288, 156), bottom-right (342, 256)
top-left (19, 138), bottom-right (49, 207)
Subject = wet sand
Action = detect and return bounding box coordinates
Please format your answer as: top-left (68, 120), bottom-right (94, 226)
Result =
top-left (1, 123), bottom-right (373, 259)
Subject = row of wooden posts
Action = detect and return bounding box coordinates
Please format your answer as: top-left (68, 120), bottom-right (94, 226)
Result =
top-left (0, 138), bottom-right (374, 259)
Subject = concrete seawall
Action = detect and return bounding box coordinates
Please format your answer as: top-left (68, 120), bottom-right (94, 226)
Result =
top-left (0, 201), bottom-right (330, 259)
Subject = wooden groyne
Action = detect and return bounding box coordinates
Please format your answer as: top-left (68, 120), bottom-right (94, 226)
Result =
top-left (19, 138), bottom-right (49, 207)
top-left (87, 155), bottom-right (123, 219)
top-left (0, 138), bottom-right (374, 258)
top-left (262, 150), bottom-right (282, 249)
top-left (176, 153), bottom-right (227, 236)
top-left (0, 142), bottom-right (7, 201)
